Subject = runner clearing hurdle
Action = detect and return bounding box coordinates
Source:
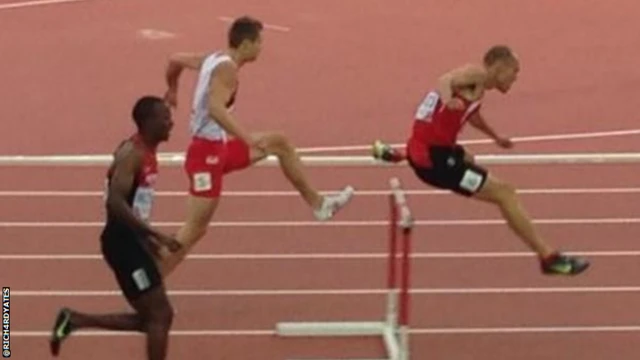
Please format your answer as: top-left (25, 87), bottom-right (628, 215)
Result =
top-left (373, 45), bottom-right (589, 275)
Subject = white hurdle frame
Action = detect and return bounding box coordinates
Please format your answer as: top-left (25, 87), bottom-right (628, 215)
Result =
top-left (1, 151), bottom-right (640, 166)
top-left (275, 177), bottom-right (414, 360)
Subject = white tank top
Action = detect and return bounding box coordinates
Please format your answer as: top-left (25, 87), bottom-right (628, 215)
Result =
top-left (189, 52), bottom-right (237, 141)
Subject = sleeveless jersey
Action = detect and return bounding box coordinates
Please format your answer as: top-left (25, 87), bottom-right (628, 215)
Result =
top-left (103, 134), bottom-right (158, 233)
top-left (406, 90), bottom-right (482, 166)
top-left (189, 51), bottom-right (238, 142)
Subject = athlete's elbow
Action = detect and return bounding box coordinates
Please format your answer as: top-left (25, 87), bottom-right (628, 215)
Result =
top-left (437, 74), bottom-right (454, 93)
top-left (208, 103), bottom-right (227, 121)
top-left (106, 195), bottom-right (126, 216)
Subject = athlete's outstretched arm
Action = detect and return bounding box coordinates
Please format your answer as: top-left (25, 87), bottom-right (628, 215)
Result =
top-left (468, 112), bottom-right (513, 148)
top-left (437, 64), bottom-right (486, 104)
top-left (206, 61), bottom-right (254, 146)
top-left (164, 52), bottom-right (207, 107)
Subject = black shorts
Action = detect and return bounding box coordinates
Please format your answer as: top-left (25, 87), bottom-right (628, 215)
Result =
top-left (100, 227), bottom-right (163, 302)
top-left (408, 145), bottom-right (488, 196)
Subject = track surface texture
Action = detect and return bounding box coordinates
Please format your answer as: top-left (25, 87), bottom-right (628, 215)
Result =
top-left (2, 0), bottom-right (640, 359)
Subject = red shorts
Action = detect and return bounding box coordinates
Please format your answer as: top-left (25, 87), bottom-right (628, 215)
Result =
top-left (184, 137), bottom-right (251, 198)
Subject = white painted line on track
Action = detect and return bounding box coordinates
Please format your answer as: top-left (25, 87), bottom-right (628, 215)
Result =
top-left (0, 0), bottom-right (88, 11)
top-left (12, 325), bottom-right (640, 337)
top-left (0, 187), bottom-right (638, 197)
top-left (297, 128), bottom-right (640, 153)
top-left (11, 286), bottom-right (640, 297)
top-left (2, 250), bottom-right (639, 261)
top-left (1, 217), bottom-right (640, 228)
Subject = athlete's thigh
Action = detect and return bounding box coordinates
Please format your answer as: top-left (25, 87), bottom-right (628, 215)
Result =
top-left (184, 195), bottom-right (220, 226)
top-left (101, 231), bottom-right (164, 307)
top-left (184, 138), bottom-right (226, 198)
top-left (223, 138), bottom-right (257, 173)
top-left (427, 146), bottom-right (488, 196)
top-left (472, 173), bottom-right (511, 204)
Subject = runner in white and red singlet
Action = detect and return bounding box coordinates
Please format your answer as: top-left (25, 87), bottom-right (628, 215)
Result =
top-left (50, 96), bottom-right (181, 360)
top-left (159, 16), bottom-right (354, 276)
top-left (373, 45), bottom-right (590, 276)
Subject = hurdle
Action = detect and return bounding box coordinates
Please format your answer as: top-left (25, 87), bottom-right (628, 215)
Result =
top-left (2, 151), bottom-right (640, 166)
top-left (275, 177), bottom-right (414, 360)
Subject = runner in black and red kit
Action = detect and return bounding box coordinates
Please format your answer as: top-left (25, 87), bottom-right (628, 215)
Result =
top-left (49, 96), bottom-right (181, 360)
top-left (373, 45), bottom-right (589, 275)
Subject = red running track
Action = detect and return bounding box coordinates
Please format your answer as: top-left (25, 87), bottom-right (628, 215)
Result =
top-left (3, 164), bottom-right (640, 360)
top-left (3, 0), bottom-right (640, 359)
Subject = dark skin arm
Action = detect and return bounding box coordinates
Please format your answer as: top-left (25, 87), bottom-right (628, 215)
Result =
top-left (106, 142), bottom-right (181, 253)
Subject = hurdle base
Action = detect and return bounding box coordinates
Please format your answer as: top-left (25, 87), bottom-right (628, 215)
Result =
top-left (276, 321), bottom-right (386, 337)
top-left (276, 321), bottom-right (404, 360)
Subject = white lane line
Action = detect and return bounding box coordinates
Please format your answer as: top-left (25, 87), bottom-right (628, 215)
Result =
top-left (2, 250), bottom-right (639, 261)
top-left (0, 0), bottom-right (88, 11)
top-left (1, 217), bottom-right (640, 228)
top-left (137, 28), bottom-right (177, 40)
top-left (12, 325), bottom-right (640, 337)
top-left (0, 187), bottom-right (638, 197)
top-left (295, 128), bottom-right (640, 153)
top-left (11, 286), bottom-right (640, 297)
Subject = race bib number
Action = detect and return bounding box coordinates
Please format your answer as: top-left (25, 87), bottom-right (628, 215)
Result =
top-left (414, 92), bottom-right (440, 121)
top-left (193, 172), bottom-right (212, 192)
top-left (459, 169), bottom-right (484, 193)
top-left (131, 268), bottom-right (151, 291)
top-left (132, 186), bottom-right (154, 221)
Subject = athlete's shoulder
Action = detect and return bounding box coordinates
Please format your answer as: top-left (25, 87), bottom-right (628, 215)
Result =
top-left (210, 56), bottom-right (239, 86)
top-left (113, 136), bottom-right (145, 166)
top-left (449, 63), bottom-right (487, 79)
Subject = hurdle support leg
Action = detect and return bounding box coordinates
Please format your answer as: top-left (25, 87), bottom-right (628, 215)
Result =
top-left (275, 178), bottom-right (413, 360)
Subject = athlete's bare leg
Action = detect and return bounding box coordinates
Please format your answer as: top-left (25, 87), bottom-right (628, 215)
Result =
top-left (472, 174), bottom-right (554, 257)
top-left (251, 133), bottom-right (322, 207)
top-left (250, 132), bottom-right (354, 220)
top-left (158, 133), bottom-right (353, 277)
top-left (158, 196), bottom-right (219, 277)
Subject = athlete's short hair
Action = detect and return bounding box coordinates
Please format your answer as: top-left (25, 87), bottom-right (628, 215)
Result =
top-left (483, 45), bottom-right (516, 66)
top-left (228, 16), bottom-right (263, 48)
top-left (132, 96), bottom-right (164, 130)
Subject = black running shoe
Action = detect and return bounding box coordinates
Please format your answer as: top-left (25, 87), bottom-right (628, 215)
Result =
top-left (541, 253), bottom-right (590, 275)
top-left (50, 308), bottom-right (73, 356)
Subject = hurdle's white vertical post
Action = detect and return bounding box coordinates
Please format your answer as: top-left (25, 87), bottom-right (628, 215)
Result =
top-left (398, 226), bottom-right (412, 360)
top-left (390, 177), bottom-right (414, 360)
top-left (386, 192), bottom-right (399, 331)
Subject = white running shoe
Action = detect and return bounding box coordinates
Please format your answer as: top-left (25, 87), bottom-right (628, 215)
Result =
top-left (313, 185), bottom-right (355, 221)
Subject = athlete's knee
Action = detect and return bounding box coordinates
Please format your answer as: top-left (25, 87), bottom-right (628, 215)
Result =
top-left (145, 298), bottom-right (174, 330)
top-left (180, 196), bottom-right (217, 243)
top-left (135, 289), bottom-right (174, 331)
top-left (262, 133), bottom-right (294, 156)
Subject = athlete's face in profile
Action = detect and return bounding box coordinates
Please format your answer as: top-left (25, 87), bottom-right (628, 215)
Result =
top-left (494, 58), bottom-right (520, 93)
top-left (241, 34), bottom-right (262, 62)
top-left (149, 103), bottom-right (174, 142)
